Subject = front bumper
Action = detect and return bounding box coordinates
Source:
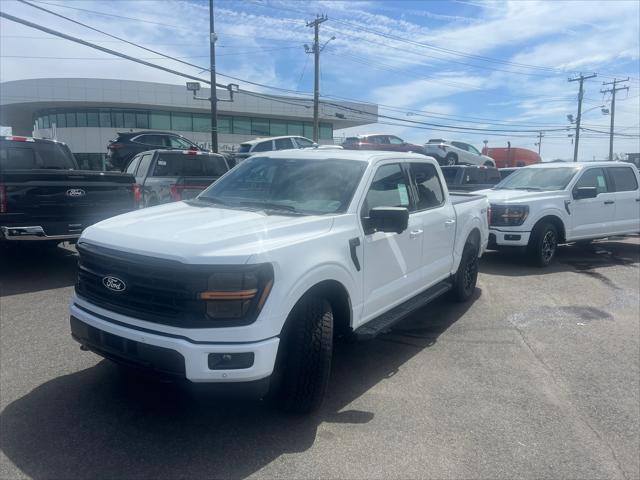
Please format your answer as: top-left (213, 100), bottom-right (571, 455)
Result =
top-left (69, 302), bottom-right (280, 384)
top-left (1, 225), bottom-right (80, 241)
top-left (488, 228), bottom-right (531, 248)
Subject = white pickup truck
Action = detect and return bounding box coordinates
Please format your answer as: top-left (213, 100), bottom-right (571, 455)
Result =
top-left (69, 150), bottom-right (489, 412)
top-left (477, 162), bottom-right (640, 266)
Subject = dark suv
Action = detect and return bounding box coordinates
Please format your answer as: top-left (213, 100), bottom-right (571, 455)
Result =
top-left (342, 134), bottom-right (427, 155)
top-left (107, 131), bottom-right (203, 171)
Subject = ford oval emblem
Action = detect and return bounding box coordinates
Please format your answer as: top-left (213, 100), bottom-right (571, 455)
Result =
top-left (103, 276), bottom-right (126, 292)
top-left (66, 188), bottom-right (86, 197)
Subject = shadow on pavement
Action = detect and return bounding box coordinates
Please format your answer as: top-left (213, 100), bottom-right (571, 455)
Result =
top-left (0, 243), bottom-right (78, 297)
top-left (480, 239), bottom-right (639, 279)
top-left (0, 288), bottom-right (475, 480)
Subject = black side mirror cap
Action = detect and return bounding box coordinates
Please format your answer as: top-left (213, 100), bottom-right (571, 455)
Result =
top-left (366, 207), bottom-right (409, 234)
top-left (574, 186), bottom-right (598, 199)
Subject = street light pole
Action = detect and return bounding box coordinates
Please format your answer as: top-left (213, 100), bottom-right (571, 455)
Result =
top-left (209, 0), bottom-right (218, 153)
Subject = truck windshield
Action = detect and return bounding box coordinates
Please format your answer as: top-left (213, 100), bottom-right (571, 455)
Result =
top-left (198, 156), bottom-right (367, 215)
top-left (494, 167), bottom-right (578, 191)
top-left (0, 141), bottom-right (76, 170)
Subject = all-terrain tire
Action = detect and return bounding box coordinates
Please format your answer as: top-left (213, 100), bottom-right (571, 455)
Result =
top-left (450, 244), bottom-right (479, 302)
top-left (528, 222), bottom-right (558, 267)
top-left (272, 295), bottom-right (333, 413)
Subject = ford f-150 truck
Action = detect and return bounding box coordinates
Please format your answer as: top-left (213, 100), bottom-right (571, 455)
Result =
top-left (69, 150), bottom-right (489, 412)
top-left (477, 162), bottom-right (640, 266)
top-left (1, 136), bottom-right (137, 244)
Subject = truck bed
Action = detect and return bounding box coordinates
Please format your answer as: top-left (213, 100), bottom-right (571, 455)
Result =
top-left (450, 192), bottom-right (486, 205)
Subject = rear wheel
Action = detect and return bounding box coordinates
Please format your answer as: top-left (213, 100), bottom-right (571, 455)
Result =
top-left (451, 244), bottom-right (479, 302)
top-left (528, 222), bottom-right (558, 267)
top-left (445, 153), bottom-right (457, 166)
top-left (270, 295), bottom-right (333, 413)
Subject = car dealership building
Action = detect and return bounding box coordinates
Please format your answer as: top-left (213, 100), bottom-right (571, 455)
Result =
top-left (0, 78), bottom-right (377, 170)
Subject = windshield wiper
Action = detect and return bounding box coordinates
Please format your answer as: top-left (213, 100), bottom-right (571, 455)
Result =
top-left (237, 201), bottom-right (302, 214)
top-left (196, 196), bottom-right (228, 206)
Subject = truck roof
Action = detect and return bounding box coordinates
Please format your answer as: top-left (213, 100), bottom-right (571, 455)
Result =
top-left (254, 149), bottom-right (433, 164)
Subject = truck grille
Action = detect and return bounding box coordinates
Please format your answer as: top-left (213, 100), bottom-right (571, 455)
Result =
top-left (75, 242), bottom-right (212, 327)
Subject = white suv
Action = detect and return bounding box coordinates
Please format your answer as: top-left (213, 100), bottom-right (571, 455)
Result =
top-left (233, 135), bottom-right (316, 162)
top-left (478, 162), bottom-right (640, 266)
top-left (425, 139), bottom-right (496, 167)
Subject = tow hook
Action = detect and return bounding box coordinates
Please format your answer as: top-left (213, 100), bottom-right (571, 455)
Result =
top-left (79, 344), bottom-right (89, 351)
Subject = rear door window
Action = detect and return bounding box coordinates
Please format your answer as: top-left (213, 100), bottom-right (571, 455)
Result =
top-left (294, 137), bottom-right (314, 148)
top-left (274, 138), bottom-right (294, 150)
top-left (168, 136), bottom-right (195, 149)
top-left (410, 162), bottom-right (444, 210)
top-left (252, 141), bottom-right (273, 153)
top-left (135, 134), bottom-right (166, 146)
top-left (607, 167), bottom-right (638, 191)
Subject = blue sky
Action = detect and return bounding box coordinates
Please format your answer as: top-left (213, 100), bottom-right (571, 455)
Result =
top-left (1, 0), bottom-right (639, 160)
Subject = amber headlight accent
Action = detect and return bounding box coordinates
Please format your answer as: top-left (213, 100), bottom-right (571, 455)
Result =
top-left (198, 264), bottom-right (274, 321)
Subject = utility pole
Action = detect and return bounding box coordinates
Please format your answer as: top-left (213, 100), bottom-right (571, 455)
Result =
top-left (601, 78), bottom-right (629, 161)
top-left (209, 0), bottom-right (218, 153)
top-left (535, 131), bottom-right (544, 155)
top-left (306, 14), bottom-right (328, 143)
top-left (568, 73), bottom-right (597, 162)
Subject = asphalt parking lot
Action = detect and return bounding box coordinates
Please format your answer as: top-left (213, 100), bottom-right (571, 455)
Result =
top-left (1, 238), bottom-right (639, 480)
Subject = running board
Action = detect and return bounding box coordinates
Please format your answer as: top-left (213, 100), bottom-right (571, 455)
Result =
top-left (353, 280), bottom-right (453, 341)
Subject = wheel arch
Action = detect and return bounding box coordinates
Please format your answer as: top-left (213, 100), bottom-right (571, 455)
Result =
top-left (283, 279), bottom-right (353, 338)
top-left (465, 227), bottom-right (482, 252)
top-left (532, 214), bottom-right (566, 243)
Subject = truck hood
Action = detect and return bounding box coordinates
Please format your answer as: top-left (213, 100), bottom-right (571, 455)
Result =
top-left (474, 188), bottom-right (567, 204)
top-left (80, 201), bottom-right (334, 264)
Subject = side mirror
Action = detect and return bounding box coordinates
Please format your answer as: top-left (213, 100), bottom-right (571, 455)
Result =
top-left (574, 186), bottom-right (598, 199)
top-left (365, 207), bottom-right (409, 234)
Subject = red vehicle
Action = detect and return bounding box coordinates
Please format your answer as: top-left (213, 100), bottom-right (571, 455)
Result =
top-left (342, 134), bottom-right (427, 155)
top-left (481, 146), bottom-right (541, 168)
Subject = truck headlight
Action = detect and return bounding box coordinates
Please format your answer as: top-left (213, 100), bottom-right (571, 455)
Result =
top-left (198, 264), bottom-right (273, 321)
top-left (490, 204), bottom-right (529, 226)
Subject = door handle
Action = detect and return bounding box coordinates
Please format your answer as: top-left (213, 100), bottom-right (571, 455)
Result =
top-left (604, 200), bottom-right (615, 205)
top-left (444, 219), bottom-right (456, 227)
top-left (409, 229), bottom-right (423, 239)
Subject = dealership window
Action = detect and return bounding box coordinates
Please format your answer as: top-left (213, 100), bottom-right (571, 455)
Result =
top-left (303, 123), bottom-right (314, 140)
top-left (319, 123), bottom-right (332, 140)
top-left (76, 111), bottom-right (87, 127)
top-left (123, 111), bottom-right (136, 128)
top-left (99, 109), bottom-right (112, 127)
top-left (270, 120), bottom-right (287, 136)
top-left (42, 115), bottom-right (50, 129)
top-left (85, 110), bottom-right (98, 127)
top-left (218, 116), bottom-right (231, 134)
top-left (65, 112), bottom-right (76, 128)
top-left (251, 118), bottom-right (269, 136)
top-left (150, 111), bottom-right (171, 130)
top-left (287, 121), bottom-right (303, 136)
top-left (233, 117), bottom-right (251, 135)
top-left (112, 110), bottom-right (124, 128)
top-left (171, 112), bottom-right (191, 131)
top-left (135, 111), bottom-right (149, 129)
top-left (193, 113), bottom-right (210, 132)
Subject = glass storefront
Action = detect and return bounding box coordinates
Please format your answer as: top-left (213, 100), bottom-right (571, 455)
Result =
top-left (34, 108), bottom-right (334, 139)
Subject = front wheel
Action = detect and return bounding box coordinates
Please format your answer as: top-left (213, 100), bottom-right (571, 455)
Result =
top-left (450, 245), bottom-right (479, 302)
top-left (528, 223), bottom-right (558, 267)
top-left (270, 295), bottom-right (333, 413)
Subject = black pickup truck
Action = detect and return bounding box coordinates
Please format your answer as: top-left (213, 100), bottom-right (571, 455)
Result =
top-left (124, 149), bottom-right (230, 207)
top-left (440, 165), bottom-right (502, 192)
top-left (0, 136), bottom-right (137, 244)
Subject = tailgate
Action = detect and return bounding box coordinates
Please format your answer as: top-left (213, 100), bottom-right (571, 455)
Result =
top-left (1, 170), bottom-right (135, 230)
top-left (174, 176), bottom-right (218, 200)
